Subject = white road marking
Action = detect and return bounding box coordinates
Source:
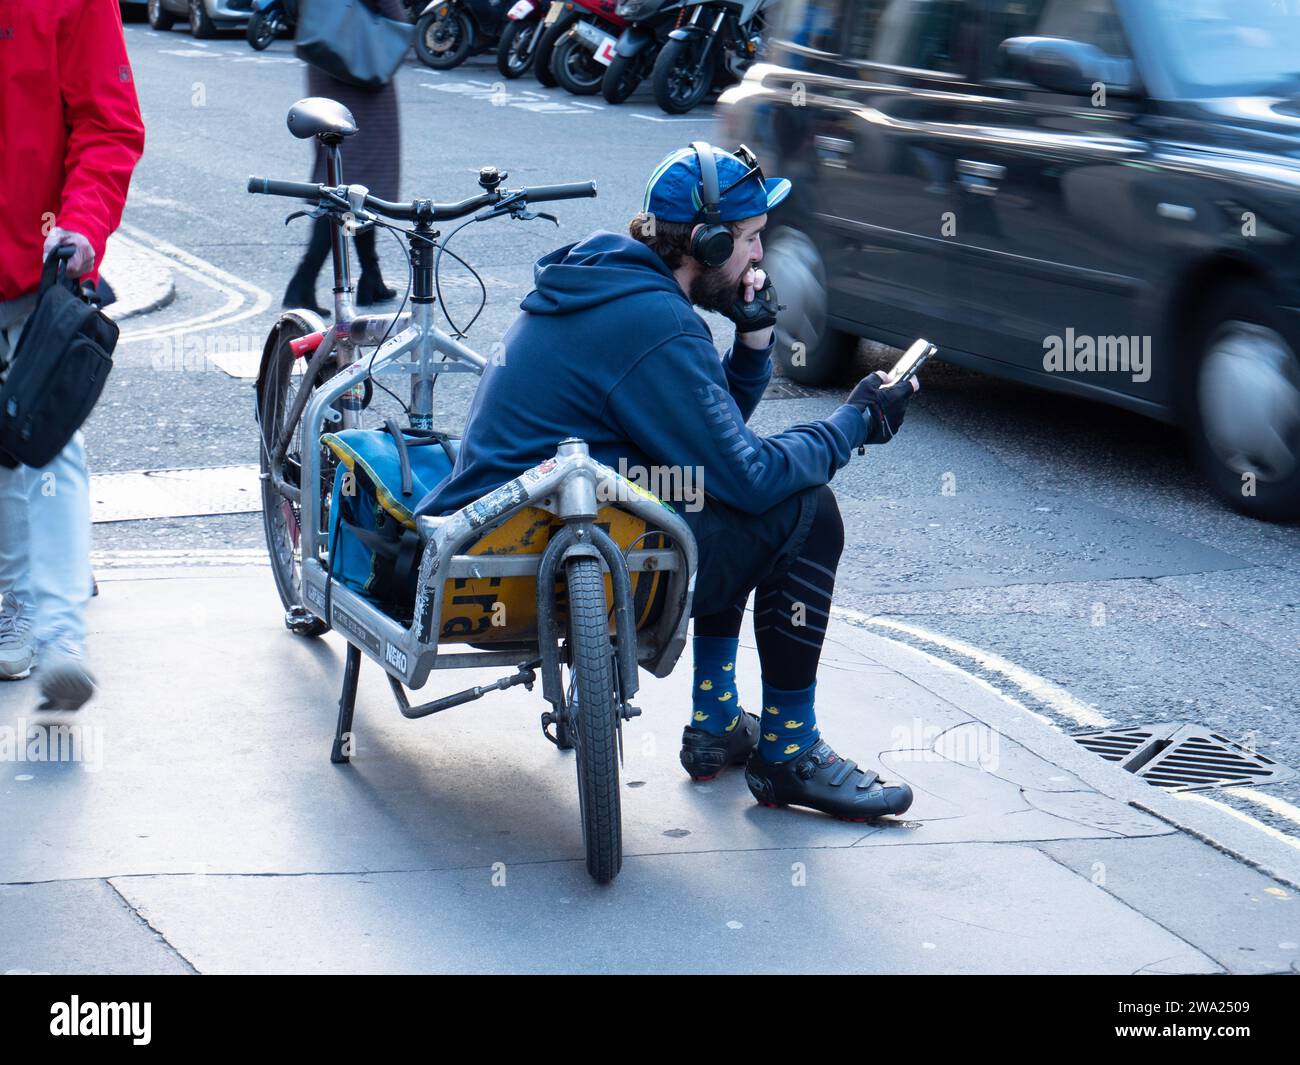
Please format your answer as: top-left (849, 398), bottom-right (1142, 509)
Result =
top-left (114, 223), bottom-right (272, 347)
top-left (838, 611), bottom-right (1112, 728)
top-left (629, 113), bottom-right (714, 122)
top-left (832, 609), bottom-right (1059, 729)
top-left (419, 80), bottom-right (601, 114)
top-left (1227, 788), bottom-right (1300, 831)
top-left (1174, 791), bottom-right (1300, 854)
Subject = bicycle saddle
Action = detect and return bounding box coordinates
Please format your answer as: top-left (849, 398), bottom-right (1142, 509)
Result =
top-left (286, 97), bottom-right (358, 141)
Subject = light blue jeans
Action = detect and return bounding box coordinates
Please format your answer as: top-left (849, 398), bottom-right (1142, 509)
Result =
top-left (0, 309), bottom-right (91, 650)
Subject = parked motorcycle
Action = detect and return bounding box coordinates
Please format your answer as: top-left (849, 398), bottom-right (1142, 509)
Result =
top-left (600, 0), bottom-right (686, 104)
top-left (548, 0), bottom-right (628, 95)
top-left (414, 0), bottom-right (507, 70)
top-left (651, 0), bottom-right (775, 113)
top-left (246, 0), bottom-right (298, 50)
top-left (496, 0), bottom-right (545, 78)
top-left (531, 1), bottom-right (584, 89)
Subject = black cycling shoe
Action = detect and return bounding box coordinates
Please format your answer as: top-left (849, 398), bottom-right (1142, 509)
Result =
top-left (680, 711), bottom-right (760, 781)
top-left (744, 739), bottom-right (914, 821)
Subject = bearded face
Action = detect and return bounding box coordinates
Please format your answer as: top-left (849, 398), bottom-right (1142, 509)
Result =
top-left (688, 258), bottom-right (747, 314)
top-left (685, 214), bottom-right (766, 315)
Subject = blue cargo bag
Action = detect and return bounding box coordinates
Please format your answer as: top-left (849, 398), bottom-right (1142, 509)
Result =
top-left (323, 423), bottom-right (459, 619)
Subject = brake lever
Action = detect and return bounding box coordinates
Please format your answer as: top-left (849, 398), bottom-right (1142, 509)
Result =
top-left (512, 206), bottom-right (558, 226)
top-left (473, 196), bottom-right (558, 226)
top-left (284, 204), bottom-right (334, 225)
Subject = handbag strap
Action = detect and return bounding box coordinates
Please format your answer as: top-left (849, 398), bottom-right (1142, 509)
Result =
top-left (39, 246), bottom-right (78, 297)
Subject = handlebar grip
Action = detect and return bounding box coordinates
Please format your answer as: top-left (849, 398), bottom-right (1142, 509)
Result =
top-left (523, 181), bottom-right (598, 203)
top-left (248, 176), bottom-right (321, 198)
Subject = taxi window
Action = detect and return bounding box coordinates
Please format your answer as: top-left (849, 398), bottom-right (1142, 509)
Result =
top-left (777, 0), bottom-right (851, 52)
top-left (845, 0), bottom-right (973, 75)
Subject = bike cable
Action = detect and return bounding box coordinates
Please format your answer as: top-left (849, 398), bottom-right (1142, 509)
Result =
top-left (360, 216), bottom-right (417, 417)
top-left (430, 215), bottom-right (488, 340)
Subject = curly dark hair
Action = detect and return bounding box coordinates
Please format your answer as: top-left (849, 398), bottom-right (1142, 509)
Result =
top-left (627, 212), bottom-right (746, 271)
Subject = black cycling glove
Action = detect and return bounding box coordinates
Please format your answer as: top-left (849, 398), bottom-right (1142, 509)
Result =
top-left (846, 372), bottom-right (913, 445)
top-left (722, 273), bottom-right (782, 334)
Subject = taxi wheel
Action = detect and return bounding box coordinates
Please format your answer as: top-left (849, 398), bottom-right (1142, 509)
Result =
top-left (765, 226), bottom-right (857, 385)
top-left (1187, 280), bottom-right (1300, 521)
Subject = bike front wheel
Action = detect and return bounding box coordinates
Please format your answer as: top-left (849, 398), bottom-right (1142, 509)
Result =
top-left (257, 314), bottom-right (338, 637)
top-left (564, 554), bottom-right (622, 884)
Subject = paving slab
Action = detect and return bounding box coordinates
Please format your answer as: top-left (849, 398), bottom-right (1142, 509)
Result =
top-left (109, 844), bottom-right (1221, 975)
top-left (0, 880), bottom-right (194, 976)
top-left (1036, 835), bottom-right (1300, 975)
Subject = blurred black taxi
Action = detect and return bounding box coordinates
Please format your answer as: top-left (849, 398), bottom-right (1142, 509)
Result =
top-left (717, 0), bottom-right (1300, 520)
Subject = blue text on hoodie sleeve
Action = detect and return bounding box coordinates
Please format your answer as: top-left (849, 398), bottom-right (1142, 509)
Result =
top-left (722, 336), bottom-right (773, 423)
top-left (603, 295), bottom-right (869, 515)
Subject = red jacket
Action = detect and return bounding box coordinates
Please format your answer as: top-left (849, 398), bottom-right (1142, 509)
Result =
top-left (0, 0), bottom-right (145, 301)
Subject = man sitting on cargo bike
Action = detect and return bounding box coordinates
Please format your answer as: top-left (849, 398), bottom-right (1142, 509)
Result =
top-left (417, 143), bottom-right (919, 820)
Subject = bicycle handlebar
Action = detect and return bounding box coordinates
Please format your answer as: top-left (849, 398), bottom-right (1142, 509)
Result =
top-left (246, 175), bottom-right (598, 222)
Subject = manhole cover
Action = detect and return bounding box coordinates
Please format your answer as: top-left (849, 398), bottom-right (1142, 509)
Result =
top-left (1074, 723), bottom-right (1295, 792)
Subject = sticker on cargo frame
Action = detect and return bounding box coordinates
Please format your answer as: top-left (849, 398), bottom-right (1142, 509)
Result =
top-left (333, 606), bottom-right (382, 655)
top-left (463, 477), bottom-right (526, 529)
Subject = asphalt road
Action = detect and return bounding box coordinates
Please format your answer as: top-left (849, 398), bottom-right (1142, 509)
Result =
top-left (87, 25), bottom-right (1300, 840)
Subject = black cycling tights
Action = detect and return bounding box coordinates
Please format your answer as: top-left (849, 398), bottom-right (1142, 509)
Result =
top-left (694, 485), bottom-right (845, 691)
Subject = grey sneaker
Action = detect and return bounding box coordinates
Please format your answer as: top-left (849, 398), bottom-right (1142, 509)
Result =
top-left (37, 641), bottom-right (96, 711)
top-left (0, 610), bottom-right (34, 681)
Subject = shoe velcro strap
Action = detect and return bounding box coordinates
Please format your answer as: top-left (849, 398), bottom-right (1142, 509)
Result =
top-left (829, 759), bottom-right (859, 787)
top-left (854, 767), bottom-right (881, 790)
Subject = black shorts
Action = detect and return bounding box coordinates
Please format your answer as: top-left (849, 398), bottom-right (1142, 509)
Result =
top-left (677, 485), bottom-right (822, 615)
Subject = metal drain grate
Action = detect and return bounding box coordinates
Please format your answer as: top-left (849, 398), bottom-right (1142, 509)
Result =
top-left (1073, 723), bottom-right (1295, 792)
top-left (1075, 726), bottom-right (1160, 766)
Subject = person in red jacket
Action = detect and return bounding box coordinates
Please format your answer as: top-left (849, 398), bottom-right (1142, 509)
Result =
top-left (0, 0), bottom-right (145, 708)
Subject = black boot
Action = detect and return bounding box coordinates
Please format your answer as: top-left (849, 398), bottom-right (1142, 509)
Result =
top-left (282, 214), bottom-right (332, 317)
top-left (354, 227), bottom-right (397, 306)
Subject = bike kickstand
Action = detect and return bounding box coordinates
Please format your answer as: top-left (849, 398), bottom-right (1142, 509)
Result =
top-left (331, 643), bottom-right (362, 764)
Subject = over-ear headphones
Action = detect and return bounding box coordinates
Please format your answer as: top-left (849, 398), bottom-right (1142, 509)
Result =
top-left (689, 141), bottom-right (734, 270)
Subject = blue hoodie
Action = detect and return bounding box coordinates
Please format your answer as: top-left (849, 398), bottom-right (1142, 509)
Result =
top-left (415, 231), bottom-right (868, 518)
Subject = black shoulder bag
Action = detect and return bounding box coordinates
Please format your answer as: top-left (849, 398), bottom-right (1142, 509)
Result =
top-left (0, 248), bottom-right (117, 469)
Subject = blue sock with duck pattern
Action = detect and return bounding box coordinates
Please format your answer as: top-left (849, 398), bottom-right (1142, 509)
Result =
top-left (690, 636), bottom-right (744, 736)
top-left (757, 680), bottom-right (820, 762)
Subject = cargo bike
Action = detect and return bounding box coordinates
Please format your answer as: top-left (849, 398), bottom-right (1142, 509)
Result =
top-left (249, 98), bottom-right (697, 883)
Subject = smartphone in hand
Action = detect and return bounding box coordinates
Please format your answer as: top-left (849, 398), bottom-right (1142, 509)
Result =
top-left (887, 339), bottom-right (937, 387)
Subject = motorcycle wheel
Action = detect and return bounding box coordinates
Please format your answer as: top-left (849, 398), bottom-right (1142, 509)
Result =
top-left (550, 28), bottom-right (607, 96)
top-left (147, 0), bottom-right (178, 30)
top-left (257, 314), bottom-right (339, 638)
top-left (496, 17), bottom-right (540, 78)
top-left (564, 554), bottom-right (622, 885)
top-left (601, 49), bottom-right (645, 104)
top-left (246, 10), bottom-right (278, 50)
top-left (188, 0), bottom-right (218, 39)
top-left (414, 9), bottom-right (476, 70)
top-left (651, 33), bottom-right (717, 114)
top-left (533, 10), bottom-right (577, 88)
